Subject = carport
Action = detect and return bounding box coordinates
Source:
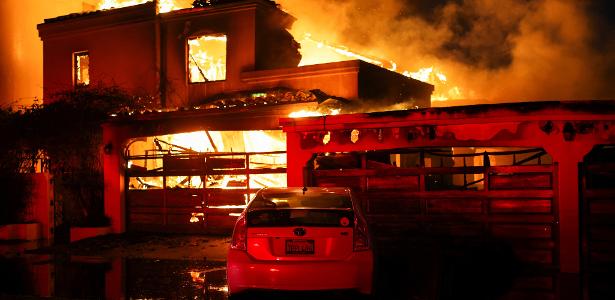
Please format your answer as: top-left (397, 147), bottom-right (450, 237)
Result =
top-left (281, 100), bottom-right (615, 299)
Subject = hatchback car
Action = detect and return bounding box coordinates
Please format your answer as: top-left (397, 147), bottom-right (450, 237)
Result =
top-left (226, 187), bottom-right (373, 297)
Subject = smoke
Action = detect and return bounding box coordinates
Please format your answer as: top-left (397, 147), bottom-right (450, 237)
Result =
top-left (277, 0), bottom-right (615, 103)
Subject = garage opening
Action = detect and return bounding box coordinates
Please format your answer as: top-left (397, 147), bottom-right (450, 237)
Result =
top-left (309, 147), bottom-right (556, 265)
top-left (582, 145), bottom-right (615, 299)
top-left (124, 130), bottom-right (286, 233)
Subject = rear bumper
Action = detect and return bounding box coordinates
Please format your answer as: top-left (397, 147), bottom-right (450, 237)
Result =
top-left (227, 249), bottom-right (373, 295)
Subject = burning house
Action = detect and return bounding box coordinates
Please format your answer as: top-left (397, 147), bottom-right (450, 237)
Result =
top-left (37, 0), bottom-right (433, 234)
top-left (14, 0), bottom-right (613, 298)
top-left (28, 0), bottom-right (615, 298)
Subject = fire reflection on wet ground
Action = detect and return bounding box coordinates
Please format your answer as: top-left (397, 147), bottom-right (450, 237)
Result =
top-left (0, 256), bottom-right (228, 300)
top-left (1, 242), bottom-right (609, 299)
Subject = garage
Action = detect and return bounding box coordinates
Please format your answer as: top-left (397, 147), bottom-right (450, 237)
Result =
top-left (582, 145), bottom-right (615, 299)
top-left (282, 101), bottom-right (615, 298)
top-left (123, 130), bottom-right (287, 233)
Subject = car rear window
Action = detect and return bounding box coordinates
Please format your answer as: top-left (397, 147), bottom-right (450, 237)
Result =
top-left (246, 188), bottom-right (354, 227)
top-left (247, 209), bottom-right (354, 227)
top-left (249, 190), bottom-right (353, 210)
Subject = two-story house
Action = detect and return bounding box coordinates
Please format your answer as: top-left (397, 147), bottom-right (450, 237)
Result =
top-left (38, 0), bottom-right (433, 234)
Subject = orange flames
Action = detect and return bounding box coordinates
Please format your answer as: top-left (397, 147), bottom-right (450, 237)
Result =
top-left (128, 130), bottom-right (288, 191)
top-left (288, 108), bottom-right (340, 118)
top-left (298, 33), bottom-right (464, 102)
top-left (97, 0), bottom-right (182, 12)
top-left (188, 35), bottom-right (227, 82)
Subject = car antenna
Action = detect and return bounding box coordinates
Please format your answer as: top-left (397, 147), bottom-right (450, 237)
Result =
top-left (302, 186), bottom-right (307, 195)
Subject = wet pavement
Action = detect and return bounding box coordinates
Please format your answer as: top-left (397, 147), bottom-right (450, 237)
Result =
top-left (0, 234), bottom-right (606, 299)
top-left (0, 256), bottom-right (228, 299)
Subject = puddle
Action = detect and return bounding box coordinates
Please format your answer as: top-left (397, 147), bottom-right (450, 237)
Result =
top-left (0, 256), bottom-right (228, 299)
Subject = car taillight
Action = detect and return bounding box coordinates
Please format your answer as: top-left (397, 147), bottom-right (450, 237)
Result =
top-left (353, 215), bottom-right (370, 251)
top-left (230, 213), bottom-right (247, 251)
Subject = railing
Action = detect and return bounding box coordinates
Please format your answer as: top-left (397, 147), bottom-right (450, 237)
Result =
top-left (310, 147), bottom-right (557, 266)
top-left (125, 150), bottom-right (287, 232)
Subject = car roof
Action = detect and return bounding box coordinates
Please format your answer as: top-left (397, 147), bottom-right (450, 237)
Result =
top-left (260, 187), bottom-right (349, 196)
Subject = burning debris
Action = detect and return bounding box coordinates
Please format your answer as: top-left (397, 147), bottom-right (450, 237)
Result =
top-left (126, 129), bottom-right (287, 191)
top-left (192, 88), bottom-right (350, 117)
top-left (198, 88), bottom-right (321, 110)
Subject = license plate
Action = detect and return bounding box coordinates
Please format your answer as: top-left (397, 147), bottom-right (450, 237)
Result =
top-left (285, 239), bottom-right (314, 255)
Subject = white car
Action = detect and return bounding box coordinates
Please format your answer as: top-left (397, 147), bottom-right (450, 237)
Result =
top-left (226, 187), bottom-right (374, 297)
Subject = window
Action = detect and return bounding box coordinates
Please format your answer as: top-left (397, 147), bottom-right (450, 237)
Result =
top-left (188, 34), bottom-right (227, 82)
top-left (73, 51), bottom-right (90, 86)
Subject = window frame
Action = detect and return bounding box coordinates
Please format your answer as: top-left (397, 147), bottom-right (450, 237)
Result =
top-left (186, 33), bottom-right (228, 84)
top-left (73, 51), bottom-right (90, 87)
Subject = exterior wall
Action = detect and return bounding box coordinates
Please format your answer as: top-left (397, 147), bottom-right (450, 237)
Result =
top-left (242, 60), bottom-right (434, 105)
top-left (0, 173), bottom-right (53, 241)
top-left (241, 61), bottom-right (361, 99)
top-left (358, 62), bottom-right (432, 107)
top-left (30, 173), bottom-right (53, 240)
top-left (162, 5), bottom-right (260, 107)
top-left (38, 4), bottom-right (158, 102)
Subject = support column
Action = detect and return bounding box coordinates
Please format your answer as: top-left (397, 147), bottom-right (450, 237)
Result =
top-left (544, 140), bottom-right (594, 300)
top-left (556, 158), bottom-right (585, 273)
top-left (286, 132), bottom-right (316, 187)
top-left (545, 142), bottom-right (593, 273)
top-left (105, 258), bottom-right (125, 300)
top-left (102, 124), bottom-right (128, 234)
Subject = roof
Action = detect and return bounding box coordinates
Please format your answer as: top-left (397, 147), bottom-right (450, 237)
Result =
top-left (42, 0), bottom-right (280, 24)
top-left (43, 2), bottom-right (154, 24)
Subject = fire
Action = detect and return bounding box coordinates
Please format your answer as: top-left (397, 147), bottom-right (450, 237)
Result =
top-left (289, 108), bottom-right (340, 118)
top-left (98, 0), bottom-right (148, 10)
top-left (298, 33), bottom-right (465, 102)
top-left (188, 35), bottom-right (227, 82)
top-left (128, 130), bottom-right (288, 191)
top-left (169, 131), bottom-right (223, 152)
top-left (94, 1), bottom-right (464, 101)
top-left (189, 212), bottom-right (204, 223)
top-left (189, 270), bottom-right (204, 283)
top-left (404, 67), bottom-right (464, 101)
top-left (97, 0), bottom-right (182, 13)
top-left (299, 33), bottom-right (396, 70)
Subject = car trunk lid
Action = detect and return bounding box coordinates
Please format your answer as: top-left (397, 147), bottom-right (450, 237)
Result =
top-left (246, 208), bottom-right (354, 261)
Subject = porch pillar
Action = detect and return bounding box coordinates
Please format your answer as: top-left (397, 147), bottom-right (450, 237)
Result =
top-left (105, 258), bottom-right (125, 300)
top-left (545, 142), bottom-right (593, 273)
top-left (102, 124), bottom-right (128, 234)
top-left (543, 138), bottom-right (594, 300)
top-left (286, 132), bottom-right (315, 187)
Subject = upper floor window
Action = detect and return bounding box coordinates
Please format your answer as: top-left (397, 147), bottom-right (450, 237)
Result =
top-left (73, 51), bottom-right (90, 86)
top-left (188, 34), bottom-right (227, 83)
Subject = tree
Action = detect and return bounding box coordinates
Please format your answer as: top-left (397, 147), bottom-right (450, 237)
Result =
top-left (0, 85), bottom-right (153, 226)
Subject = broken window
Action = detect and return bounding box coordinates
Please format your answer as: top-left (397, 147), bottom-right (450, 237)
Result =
top-left (188, 34), bottom-right (227, 82)
top-left (73, 51), bottom-right (90, 86)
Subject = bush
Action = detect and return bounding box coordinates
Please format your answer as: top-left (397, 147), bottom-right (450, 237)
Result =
top-left (1, 85), bottom-right (152, 227)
